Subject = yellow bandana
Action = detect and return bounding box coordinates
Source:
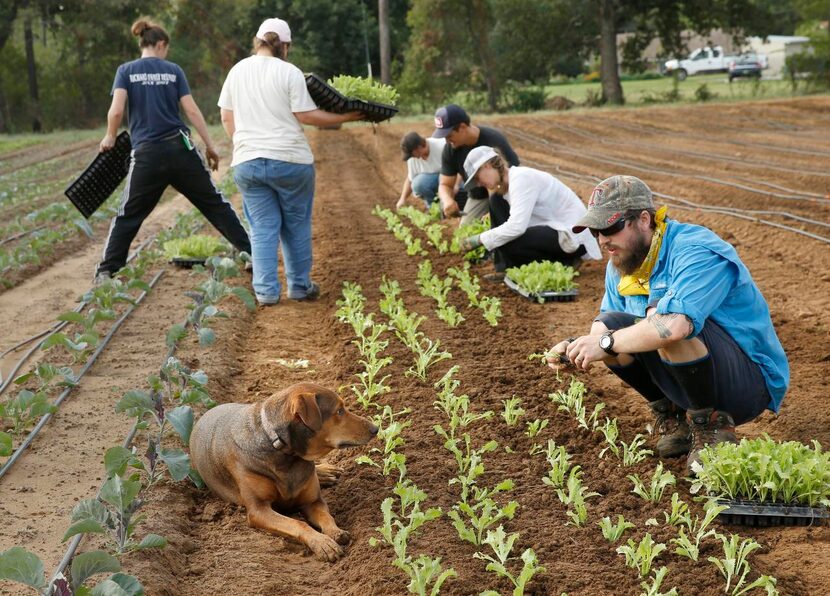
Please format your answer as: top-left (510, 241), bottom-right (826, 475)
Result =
top-left (617, 206), bottom-right (668, 296)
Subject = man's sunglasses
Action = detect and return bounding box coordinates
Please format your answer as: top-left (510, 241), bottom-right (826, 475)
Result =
top-left (590, 216), bottom-right (633, 238)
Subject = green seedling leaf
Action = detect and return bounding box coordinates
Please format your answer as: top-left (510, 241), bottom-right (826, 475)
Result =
top-left (197, 327), bottom-right (216, 346)
top-left (62, 518), bottom-right (108, 542)
top-left (104, 446), bottom-right (135, 479)
top-left (231, 286), bottom-right (256, 311)
top-left (188, 468), bottom-right (205, 489)
top-left (0, 431), bottom-right (12, 456)
top-left (100, 475), bottom-right (141, 513)
top-left (86, 578), bottom-right (131, 596)
top-left (166, 324), bottom-right (188, 348)
top-left (115, 391), bottom-right (155, 418)
top-left (166, 406), bottom-right (194, 445)
top-left (106, 573), bottom-right (144, 596)
top-left (159, 448), bottom-right (191, 481)
top-left (136, 534), bottom-right (167, 550)
top-left (70, 550), bottom-right (121, 591)
top-left (71, 499), bottom-right (110, 525)
top-left (0, 546), bottom-right (46, 590)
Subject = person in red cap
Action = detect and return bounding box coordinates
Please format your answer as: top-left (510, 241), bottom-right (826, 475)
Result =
top-left (432, 104), bottom-right (519, 226)
top-left (546, 175), bottom-right (789, 474)
top-left (218, 17), bottom-right (362, 306)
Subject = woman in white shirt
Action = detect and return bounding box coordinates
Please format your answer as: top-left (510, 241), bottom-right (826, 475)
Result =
top-left (459, 145), bottom-right (601, 278)
top-left (218, 18), bottom-right (361, 305)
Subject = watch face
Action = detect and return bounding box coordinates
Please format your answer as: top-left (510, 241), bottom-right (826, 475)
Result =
top-left (600, 335), bottom-right (612, 349)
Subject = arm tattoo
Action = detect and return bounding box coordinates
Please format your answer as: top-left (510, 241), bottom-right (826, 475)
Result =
top-left (647, 313), bottom-right (693, 339)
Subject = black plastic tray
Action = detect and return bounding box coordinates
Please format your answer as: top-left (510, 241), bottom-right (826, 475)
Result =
top-left (504, 276), bottom-right (578, 303)
top-left (170, 257), bottom-right (207, 269)
top-left (718, 499), bottom-right (829, 527)
top-left (304, 73), bottom-right (399, 123)
top-left (65, 131), bottom-right (132, 218)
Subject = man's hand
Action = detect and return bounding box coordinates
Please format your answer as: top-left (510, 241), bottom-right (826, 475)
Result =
top-left (442, 198), bottom-right (461, 218)
top-left (460, 234), bottom-right (482, 253)
top-left (99, 134), bottom-right (116, 153)
top-left (545, 339), bottom-right (573, 372)
top-left (565, 335), bottom-right (608, 371)
top-left (396, 197), bottom-right (407, 210)
top-left (205, 146), bottom-right (220, 171)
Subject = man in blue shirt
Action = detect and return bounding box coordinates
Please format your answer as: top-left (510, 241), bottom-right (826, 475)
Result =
top-left (546, 175), bottom-right (789, 473)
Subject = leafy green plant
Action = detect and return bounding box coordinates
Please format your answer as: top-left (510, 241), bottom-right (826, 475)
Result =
top-left (708, 534), bottom-right (778, 596)
top-left (663, 493), bottom-right (692, 528)
top-left (447, 263), bottom-right (481, 306)
top-left (555, 466), bottom-right (600, 526)
top-left (406, 337), bottom-right (451, 381)
top-left (671, 499), bottom-right (728, 561)
top-left (525, 418), bottom-right (548, 439)
top-left (450, 216), bottom-right (490, 262)
top-left (501, 396), bottom-right (525, 426)
top-left (621, 434), bottom-right (654, 466)
top-left (0, 546), bottom-right (144, 595)
top-left (328, 75), bottom-right (399, 105)
top-left (356, 416), bottom-right (410, 481)
top-left (505, 260), bottom-right (579, 296)
top-left (404, 555), bottom-right (457, 596)
top-left (541, 440), bottom-right (572, 489)
top-left (596, 417), bottom-right (621, 458)
top-left (432, 366), bottom-right (493, 441)
top-left (424, 223), bottom-right (449, 254)
top-left (639, 566), bottom-right (679, 596)
top-left (598, 515), bottom-right (635, 543)
top-left (617, 533), bottom-right (667, 577)
top-left (440, 432), bottom-right (498, 503)
top-left (163, 234), bottom-right (228, 260)
top-left (474, 526), bottom-right (545, 596)
top-left (690, 436), bottom-right (830, 507)
top-left (0, 390), bottom-right (57, 435)
top-left (62, 464), bottom-right (167, 556)
top-left (628, 463), bottom-right (676, 503)
top-left (448, 484), bottom-right (519, 546)
top-left (480, 296), bottom-right (502, 326)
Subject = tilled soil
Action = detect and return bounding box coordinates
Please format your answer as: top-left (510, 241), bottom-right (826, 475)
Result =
top-left (2, 97), bottom-right (829, 595)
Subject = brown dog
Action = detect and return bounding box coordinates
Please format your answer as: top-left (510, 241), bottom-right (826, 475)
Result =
top-left (189, 382), bottom-right (378, 561)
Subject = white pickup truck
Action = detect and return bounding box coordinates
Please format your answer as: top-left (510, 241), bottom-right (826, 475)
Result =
top-left (663, 46), bottom-right (737, 80)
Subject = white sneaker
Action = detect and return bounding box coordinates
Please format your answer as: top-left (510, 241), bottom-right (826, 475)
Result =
top-left (94, 271), bottom-right (112, 286)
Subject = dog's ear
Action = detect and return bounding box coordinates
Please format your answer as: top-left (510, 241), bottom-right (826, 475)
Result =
top-left (290, 391), bottom-right (322, 431)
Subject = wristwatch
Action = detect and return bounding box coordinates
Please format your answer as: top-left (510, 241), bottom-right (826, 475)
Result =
top-left (599, 331), bottom-right (618, 356)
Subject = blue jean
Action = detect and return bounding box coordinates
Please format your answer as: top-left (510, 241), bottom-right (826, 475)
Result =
top-left (233, 158), bottom-right (316, 303)
top-left (411, 172), bottom-right (439, 207)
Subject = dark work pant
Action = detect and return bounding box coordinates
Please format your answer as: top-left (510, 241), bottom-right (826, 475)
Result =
top-left (97, 137), bottom-right (251, 275)
top-left (489, 194), bottom-right (586, 272)
top-left (597, 311), bottom-right (770, 425)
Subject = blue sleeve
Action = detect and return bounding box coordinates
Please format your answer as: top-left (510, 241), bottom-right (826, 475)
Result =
top-left (112, 65), bottom-right (127, 94)
top-left (655, 244), bottom-right (737, 337)
top-left (176, 65), bottom-right (191, 98)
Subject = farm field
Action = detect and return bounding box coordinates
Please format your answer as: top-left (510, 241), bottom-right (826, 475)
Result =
top-left (1, 95), bottom-right (829, 595)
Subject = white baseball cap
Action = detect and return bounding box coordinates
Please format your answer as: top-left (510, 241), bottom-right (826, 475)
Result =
top-left (463, 146), bottom-right (498, 190)
top-left (256, 18), bottom-right (291, 43)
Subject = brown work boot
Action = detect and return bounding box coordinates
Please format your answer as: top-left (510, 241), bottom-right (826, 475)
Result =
top-left (686, 408), bottom-right (738, 475)
top-left (647, 398), bottom-right (691, 458)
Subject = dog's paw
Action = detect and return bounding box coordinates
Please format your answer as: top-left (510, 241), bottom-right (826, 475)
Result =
top-left (330, 528), bottom-right (351, 546)
top-left (306, 533), bottom-right (344, 562)
top-left (315, 463), bottom-right (342, 488)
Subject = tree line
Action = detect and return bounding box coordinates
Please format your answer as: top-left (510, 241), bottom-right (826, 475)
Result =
top-left (0, 0), bottom-right (825, 133)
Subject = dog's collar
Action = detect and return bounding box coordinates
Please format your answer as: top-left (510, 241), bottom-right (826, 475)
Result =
top-left (260, 406), bottom-right (295, 455)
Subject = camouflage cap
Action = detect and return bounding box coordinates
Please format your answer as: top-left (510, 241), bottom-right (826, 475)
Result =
top-left (572, 175), bottom-right (654, 233)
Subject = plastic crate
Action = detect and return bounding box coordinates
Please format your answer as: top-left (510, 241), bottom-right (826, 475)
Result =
top-left (718, 499), bottom-right (828, 527)
top-left (64, 131), bottom-right (132, 218)
top-left (504, 275), bottom-right (578, 303)
top-left (304, 73), bottom-right (399, 123)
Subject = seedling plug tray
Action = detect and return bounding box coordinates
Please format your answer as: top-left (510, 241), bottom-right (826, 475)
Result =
top-left (717, 499), bottom-right (828, 527)
top-left (304, 73), bottom-right (398, 123)
top-left (65, 131), bottom-right (132, 218)
top-left (170, 257), bottom-right (207, 269)
top-left (504, 275), bottom-right (578, 303)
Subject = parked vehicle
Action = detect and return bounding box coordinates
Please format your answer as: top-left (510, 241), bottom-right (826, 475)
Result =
top-left (664, 46), bottom-right (737, 80)
top-left (728, 53), bottom-right (765, 81)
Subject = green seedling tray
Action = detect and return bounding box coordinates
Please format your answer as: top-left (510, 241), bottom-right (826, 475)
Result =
top-left (718, 499), bottom-right (828, 527)
top-left (504, 275), bottom-right (578, 303)
top-left (304, 73), bottom-right (399, 123)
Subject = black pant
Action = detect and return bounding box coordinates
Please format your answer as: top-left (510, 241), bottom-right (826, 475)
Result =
top-left (489, 194), bottom-right (586, 272)
top-left (97, 137), bottom-right (251, 275)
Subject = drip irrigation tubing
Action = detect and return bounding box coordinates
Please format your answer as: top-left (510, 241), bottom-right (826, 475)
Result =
top-left (0, 237), bottom-right (155, 393)
top-left (46, 317), bottom-right (190, 594)
top-left (582, 117), bottom-right (830, 159)
top-left (520, 157), bottom-right (830, 246)
top-left (536, 118), bottom-right (830, 179)
top-left (0, 269), bottom-right (166, 482)
top-left (0, 225), bottom-right (49, 247)
top-left (507, 125), bottom-right (830, 204)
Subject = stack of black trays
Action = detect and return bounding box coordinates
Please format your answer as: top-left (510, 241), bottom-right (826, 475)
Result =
top-left (305, 73), bottom-right (398, 123)
top-left (65, 131), bottom-right (132, 218)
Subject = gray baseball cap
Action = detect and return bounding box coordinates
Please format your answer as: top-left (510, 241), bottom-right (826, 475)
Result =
top-left (572, 175), bottom-right (654, 233)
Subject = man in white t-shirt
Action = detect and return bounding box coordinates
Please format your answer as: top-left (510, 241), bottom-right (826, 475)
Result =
top-left (396, 132), bottom-right (445, 209)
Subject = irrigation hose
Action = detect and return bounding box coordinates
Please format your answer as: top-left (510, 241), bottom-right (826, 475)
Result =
top-left (0, 270), bottom-right (165, 482)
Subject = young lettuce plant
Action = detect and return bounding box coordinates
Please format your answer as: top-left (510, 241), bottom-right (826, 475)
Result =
top-left (596, 417), bottom-right (621, 458)
top-left (424, 223), bottom-right (449, 254)
top-left (405, 555), bottom-right (457, 596)
top-left (501, 396), bottom-right (525, 426)
top-left (616, 533), bottom-right (667, 578)
top-left (432, 366), bottom-right (493, 441)
top-left (448, 483), bottom-right (519, 546)
top-left (671, 498), bottom-right (728, 561)
top-left (406, 337), bottom-right (451, 381)
top-left (628, 463), bottom-right (677, 503)
top-left (541, 440), bottom-right (572, 489)
top-left (621, 434), bottom-right (654, 466)
top-left (0, 547), bottom-right (144, 596)
top-left (474, 526), bottom-right (545, 596)
top-left (708, 534), bottom-right (778, 596)
top-left (0, 389), bottom-right (56, 435)
top-left (356, 416), bottom-right (410, 482)
top-left (639, 567), bottom-right (679, 596)
top-left (663, 492), bottom-right (692, 528)
top-left (480, 296), bottom-right (502, 326)
top-left (445, 435), bottom-right (499, 503)
top-left (555, 466), bottom-right (600, 526)
top-left (525, 418), bottom-right (548, 439)
top-left (598, 515), bottom-right (635, 543)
